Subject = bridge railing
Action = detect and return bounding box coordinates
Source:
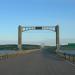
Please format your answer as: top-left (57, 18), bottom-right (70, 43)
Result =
top-left (57, 50), bottom-right (75, 63)
top-left (64, 53), bottom-right (75, 63)
top-left (0, 49), bottom-right (40, 61)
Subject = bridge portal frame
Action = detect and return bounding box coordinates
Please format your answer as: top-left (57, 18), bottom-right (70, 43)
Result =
top-left (18, 25), bottom-right (60, 52)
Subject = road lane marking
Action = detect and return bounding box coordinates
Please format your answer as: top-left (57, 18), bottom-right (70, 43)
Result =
top-left (65, 60), bottom-right (75, 67)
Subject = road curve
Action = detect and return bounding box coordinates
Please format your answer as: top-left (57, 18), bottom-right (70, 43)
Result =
top-left (0, 49), bottom-right (75, 75)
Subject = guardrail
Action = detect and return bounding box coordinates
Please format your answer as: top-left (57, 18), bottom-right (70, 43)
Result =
top-left (0, 49), bottom-right (40, 61)
top-left (64, 53), bottom-right (75, 63)
top-left (0, 54), bottom-right (17, 60)
top-left (57, 50), bottom-right (75, 63)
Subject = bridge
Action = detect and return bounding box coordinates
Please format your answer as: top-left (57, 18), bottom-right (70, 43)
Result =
top-left (0, 48), bottom-right (75, 75)
top-left (0, 25), bottom-right (75, 75)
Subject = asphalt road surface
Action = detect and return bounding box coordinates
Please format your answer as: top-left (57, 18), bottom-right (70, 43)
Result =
top-left (0, 49), bottom-right (75, 75)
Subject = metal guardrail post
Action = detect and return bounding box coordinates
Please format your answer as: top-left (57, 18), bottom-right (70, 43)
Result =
top-left (58, 51), bottom-right (75, 63)
top-left (64, 53), bottom-right (66, 60)
top-left (73, 55), bottom-right (74, 63)
top-left (69, 54), bottom-right (70, 61)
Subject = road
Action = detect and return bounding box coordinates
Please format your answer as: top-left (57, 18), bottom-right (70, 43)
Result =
top-left (0, 49), bottom-right (75, 75)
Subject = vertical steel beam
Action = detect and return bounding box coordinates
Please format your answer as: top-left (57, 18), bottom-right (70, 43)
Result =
top-left (55, 25), bottom-right (60, 51)
top-left (18, 25), bottom-right (22, 50)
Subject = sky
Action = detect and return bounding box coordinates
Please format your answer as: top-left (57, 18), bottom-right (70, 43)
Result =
top-left (0, 0), bottom-right (75, 45)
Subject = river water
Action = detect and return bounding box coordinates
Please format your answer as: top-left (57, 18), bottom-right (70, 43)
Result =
top-left (0, 50), bottom-right (17, 55)
top-left (61, 50), bottom-right (75, 55)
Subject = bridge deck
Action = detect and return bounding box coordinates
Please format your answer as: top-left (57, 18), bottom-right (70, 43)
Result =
top-left (0, 50), bottom-right (75, 75)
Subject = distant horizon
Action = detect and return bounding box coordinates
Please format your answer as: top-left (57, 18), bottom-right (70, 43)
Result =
top-left (0, 38), bottom-right (75, 46)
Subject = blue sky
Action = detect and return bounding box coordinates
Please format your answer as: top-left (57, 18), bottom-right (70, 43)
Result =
top-left (0, 0), bottom-right (75, 45)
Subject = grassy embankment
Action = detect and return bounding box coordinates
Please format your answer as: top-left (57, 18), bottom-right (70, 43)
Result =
top-left (60, 45), bottom-right (75, 50)
top-left (0, 44), bottom-right (40, 50)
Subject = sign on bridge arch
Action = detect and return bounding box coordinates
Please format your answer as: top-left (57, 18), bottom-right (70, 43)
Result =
top-left (18, 25), bottom-right (60, 52)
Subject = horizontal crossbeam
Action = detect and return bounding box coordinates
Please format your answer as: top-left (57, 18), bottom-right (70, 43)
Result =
top-left (21, 26), bottom-right (56, 32)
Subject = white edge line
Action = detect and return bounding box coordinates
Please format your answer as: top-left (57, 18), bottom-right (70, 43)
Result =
top-left (65, 60), bottom-right (75, 67)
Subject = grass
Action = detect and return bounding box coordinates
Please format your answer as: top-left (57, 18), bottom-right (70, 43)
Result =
top-left (0, 44), bottom-right (40, 50)
top-left (60, 45), bottom-right (75, 50)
